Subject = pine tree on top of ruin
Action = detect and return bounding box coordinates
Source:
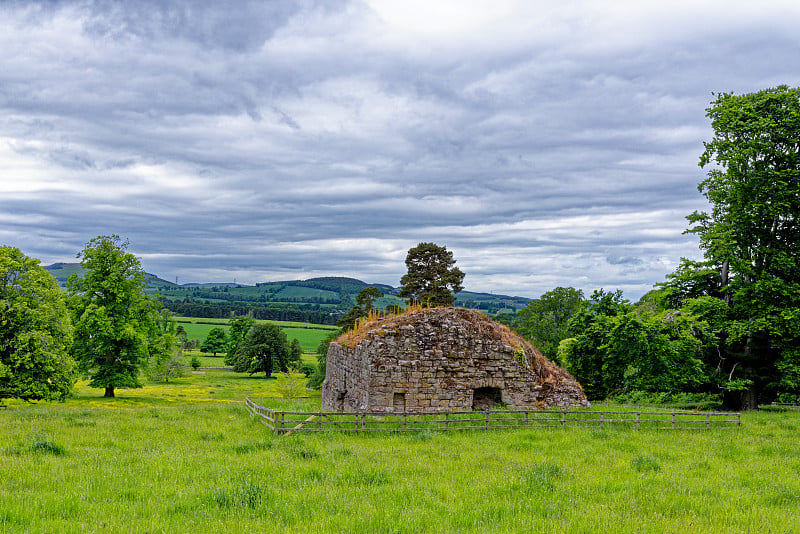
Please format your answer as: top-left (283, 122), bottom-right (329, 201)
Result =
top-left (399, 242), bottom-right (464, 307)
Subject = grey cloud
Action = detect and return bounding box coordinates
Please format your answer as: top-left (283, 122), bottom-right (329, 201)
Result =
top-left (1, 0), bottom-right (798, 299)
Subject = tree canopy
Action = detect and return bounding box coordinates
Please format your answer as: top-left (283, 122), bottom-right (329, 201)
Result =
top-left (201, 327), bottom-right (227, 356)
top-left (1, 246), bottom-right (76, 402)
top-left (399, 242), bottom-right (464, 307)
top-left (517, 286), bottom-right (585, 362)
top-left (675, 85), bottom-right (800, 408)
top-left (559, 291), bottom-right (712, 400)
top-left (232, 322), bottom-right (289, 378)
top-left (225, 315), bottom-right (254, 365)
top-left (67, 235), bottom-right (160, 398)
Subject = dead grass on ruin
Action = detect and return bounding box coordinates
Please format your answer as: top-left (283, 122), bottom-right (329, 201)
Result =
top-left (336, 305), bottom-right (531, 353)
top-left (336, 304), bottom-right (425, 348)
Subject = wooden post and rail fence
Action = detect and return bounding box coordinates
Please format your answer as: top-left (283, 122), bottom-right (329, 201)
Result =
top-left (244, 397), bottom-right (741, 435)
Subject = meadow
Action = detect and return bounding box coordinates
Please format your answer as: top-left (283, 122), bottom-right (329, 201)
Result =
top-left (2, 369), bottom-right (799, 533)
top-left (174, 316), bottom-right (337, 353)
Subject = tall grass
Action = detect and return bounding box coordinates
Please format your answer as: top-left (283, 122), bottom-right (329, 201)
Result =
top-left (1, 374), bottom-right (798, 533)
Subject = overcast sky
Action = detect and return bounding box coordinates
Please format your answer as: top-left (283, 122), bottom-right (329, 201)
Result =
top-left (2, 1), bottom-right (798, 300)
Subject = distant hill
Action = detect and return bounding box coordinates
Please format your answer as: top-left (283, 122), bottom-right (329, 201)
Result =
top-left (43, 265), bottom-right (530, 323)
top-left (43, 263), bottom-right (178, 288)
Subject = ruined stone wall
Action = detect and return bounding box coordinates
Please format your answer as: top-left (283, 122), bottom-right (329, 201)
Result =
top-left (322, 307), bottom-right (587, 413)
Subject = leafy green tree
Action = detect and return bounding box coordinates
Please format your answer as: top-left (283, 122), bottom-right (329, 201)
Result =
top-left (175, 325), bottom-right (188, 350)
top-left (560, 296), bottom-right (713, 400)
top-left (67, 235), bottom-right (160, 398)
top-left (517, 287), bottom-right (585, 362)
top-left (399, 242), bottom-right (464, 307)
top-left (156, 308), bottom-right (176, 335)
top-left (144, 334), bottom-right (187, 383)
top-left (225, 315), bottom-right (254, 365)
top-left (200, 327), bottom-right (227, 356)
top-left (232, 323), bottom-right (288, 378)
top-left (1, 246), bottom-right (76, 402)
top-left (288, 338), bottom-right (303, 370)
top-left (681, 85), bottom-right (800, 408)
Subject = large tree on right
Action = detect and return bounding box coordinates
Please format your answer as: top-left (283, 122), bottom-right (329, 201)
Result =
top-left (685, 85), bottom-right (800, 409)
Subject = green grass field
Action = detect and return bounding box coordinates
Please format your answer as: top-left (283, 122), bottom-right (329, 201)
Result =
top-left (174, 316), bottom-right (337, 353)
top-left (2, 371), bottom-right (798, 533)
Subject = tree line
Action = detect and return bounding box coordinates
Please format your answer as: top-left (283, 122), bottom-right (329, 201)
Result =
top-left (159, 299), bottom-right (340, 325)
top-left (507, 86), bottom-right (800, 410)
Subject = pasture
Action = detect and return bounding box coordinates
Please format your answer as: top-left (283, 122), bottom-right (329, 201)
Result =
top-left (1, 369), bottom-right (798, 533)
top-left (174, 316), bottom-right (336, 353)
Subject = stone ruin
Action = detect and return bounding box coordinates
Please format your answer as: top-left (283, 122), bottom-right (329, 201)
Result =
top-left (322, 307), bottom-right (588, 413)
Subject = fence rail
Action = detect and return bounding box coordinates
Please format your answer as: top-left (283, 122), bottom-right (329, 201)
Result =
top-left (244, 397), bottom-right (741, 434)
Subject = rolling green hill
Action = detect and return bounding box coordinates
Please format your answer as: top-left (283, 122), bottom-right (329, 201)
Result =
top-left (44, 262), bottom-right (177, 288)
top-left (43, 265), bottom-right (530, 324)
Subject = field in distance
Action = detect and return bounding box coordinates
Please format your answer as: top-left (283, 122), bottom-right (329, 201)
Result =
top-left (174, 316), bottom-right (337, 353)
top-left (1, 368), bottom-right (798, 533)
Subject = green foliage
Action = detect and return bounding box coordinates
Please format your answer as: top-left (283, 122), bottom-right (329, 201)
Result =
top-left (273, 371), bottom-right (307, 397)
top-left (0, 247), bottom-right (76, 401)
top-left (399, 242), bottom-right (464, 307)
top-left (672, 86), bottom-right (800, 408)
top-left (144, 334), bottom-right (187, 383)
top-left (517, 286), bottom-right (585, 362)
top-left (225, 315), bottom-right (254, 365)
top-left (8, 432), bottom-right (68, 456)
top-left (356, 286), bottom-right (383, 312)
top-left (232, 322), bottom-right (288, 378)
top-left (190, 355), bottom-right (201, 369)
top-left (307, 329), bottom-right (340, 389)
top-left (200, 326), bottom-right (227, 356)
top-left (337, 286), bottom-right (384, 330)
top-left (560, 294), bottom-right (714, 400)
top-left (156, 308), bottom-right (176, 335)
top-left (288, 338), bottom-right (303, 370)
top-left (336, 305), bottom-right (366, 331)
top-left (67, 235), bottom-right (161, 398)
top-left (609, 391), bottom-right (723, 411)
top-left (299, 362), bottom-right (316, 377)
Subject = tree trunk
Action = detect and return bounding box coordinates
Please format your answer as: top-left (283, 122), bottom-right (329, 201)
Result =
top-left (741, 387), bottom-right (758, 410)
top-left (104, 386), bottom-right (115, 398)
